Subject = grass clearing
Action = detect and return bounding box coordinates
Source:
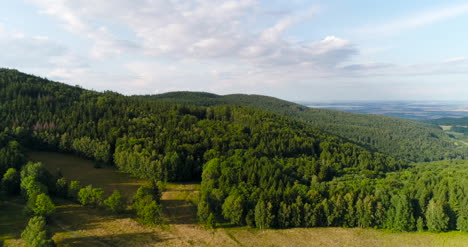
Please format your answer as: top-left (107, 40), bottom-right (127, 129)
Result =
top-left (28, 152), bottom-right (148, 200)
top-left (0, 197), bottom-right (28, 247)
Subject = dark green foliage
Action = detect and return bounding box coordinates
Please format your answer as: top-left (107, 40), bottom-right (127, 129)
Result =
top-left (133, 185), bottom-right (162, 224)
top-left (255, 200), bottom-right (274, 229)
top-left (21, 216), bottom-right (56, 247)
top-left (55, 177), bottom-right (68, 198)
top-left (139, 200), bottom-right (163, 225)
top-left (68, 180), bottom-right (81, 200)
top-left (1, 168), bottom-right (20, 195)
top-left (104, 190), bottom-right (126, 213)
top-left (0, 133), bottom-right (26, 176)
top-left (387, 194), bottom-right (415, 232)
top-left (1, 69), bottom-right (467, 232)
top-left (144, 92), bottom-right (467, 162)
top-left (20, 162), bottom-right (52, 188)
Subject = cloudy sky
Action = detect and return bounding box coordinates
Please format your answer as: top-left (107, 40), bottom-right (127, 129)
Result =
top-left (2, 0), bottom-right (468, 101)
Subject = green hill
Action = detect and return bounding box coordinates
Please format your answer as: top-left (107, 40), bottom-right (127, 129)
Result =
top-left (2, 69), bottom-right (468, 233)
top-left (141, 92), bottom-right (468, 162)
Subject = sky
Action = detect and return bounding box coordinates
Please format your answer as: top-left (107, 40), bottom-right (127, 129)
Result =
top-left (1, 0), bottom-right (468, 101)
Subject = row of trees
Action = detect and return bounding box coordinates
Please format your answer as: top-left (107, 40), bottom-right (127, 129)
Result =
top-left (199, 158), bottom-right (468, 232)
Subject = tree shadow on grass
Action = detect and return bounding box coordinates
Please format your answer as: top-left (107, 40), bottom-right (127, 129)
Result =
top-left (161, 199), bottom-right (197, 224)
top-left (56, 232), bottom-right (170, 247)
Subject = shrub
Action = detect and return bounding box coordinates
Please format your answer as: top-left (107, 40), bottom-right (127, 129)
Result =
top-left (104, 190), bottom-right (126, 213)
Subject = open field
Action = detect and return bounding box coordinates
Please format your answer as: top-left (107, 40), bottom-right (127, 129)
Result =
top-left (13, 151), bottom-right (467, 247)
top-left (28, 152), bottom-right (148, 199)
top-left (0, 197), bottom-right (29, 247)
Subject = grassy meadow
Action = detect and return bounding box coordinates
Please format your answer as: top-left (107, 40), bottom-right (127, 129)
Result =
top-left (2, 151), bottom-right (462, 247)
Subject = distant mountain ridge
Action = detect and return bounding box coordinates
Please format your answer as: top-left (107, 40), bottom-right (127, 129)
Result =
top-left (140, 91), bottom-right (468, 162)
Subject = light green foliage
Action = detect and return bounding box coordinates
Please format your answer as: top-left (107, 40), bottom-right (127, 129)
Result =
top-left (417, 217), bottom-right (425, 232)
top-left (222, 194), bottom-right (244, 225)
top-left (32, 193), bottom-right (56, 218)
top-left (133, 185), bottom-right (162, 225)
top-left (426, 199), bottom-right (449, 232)
top-left (20, 162), bottom-right (51, 186)
top-left (1, 168), bottom-right (20, 195)
top-left (104, 190), bottom-right (126, 213)
top-left (20, 176), bottom-right (47, 200)
top-left (78, 185), bottom-right (104, 207)
top-left (458, 198), bottom-right (468, 232)
top-left (21, 216), bottom-right (56, 247)
top-left (0, 138), bottom-right (26, 176)
top-left (206, 213), bottom-right (216, 229)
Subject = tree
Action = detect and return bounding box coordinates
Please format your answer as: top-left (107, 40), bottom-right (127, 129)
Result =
top-left (21, 216), bottom-right (56, 247)
top-left (20, 176), bottom-right (47, 200)
top-left (390, 194), bottom-right (415, 231)
top-left (206, 213), bottom-right (216, 229)
top-left (255, 200), bottom-right (274, 229)
top-left (458, 198), bottom-right (468, 232)
top-left (416, 217), bottom-right (425, 232)
top-left (91, 187), bottom-right (104, 207)
top-left (222, 194), bottom-right (244, 225)
top-left (140, 200), bottom-right (162, 225)
top-left (104, 190), bottom-right (126, 213)
top-left (78, 185), bottom-right (103, 207)
top-left (32, 193), bottom-right (56, 218)
top-left (78, 185), bottom-right (94, 206)
top-left (1, 168), bottom-right (20, 195)
top-left (20, 162), bottom-right (51, 187)
top-left (426, 199), bottom-right (449, 232)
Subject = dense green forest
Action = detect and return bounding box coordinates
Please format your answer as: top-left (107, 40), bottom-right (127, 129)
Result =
top-left (1, 68), bottom-right (467, 233)
top-left (428, 117), bottom-right (468, 136)
top-left (144, 92), bottom-right (468, 162)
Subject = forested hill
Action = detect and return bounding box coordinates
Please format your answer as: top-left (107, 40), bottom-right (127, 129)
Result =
top-left (0, 68), bottom-right (402, 181)
top-left (428, 117), bottom-right (468, 126)
top-left (142, 92), bottom-right (468, 162)
top-left (2, 69), bottom-right (467, 232)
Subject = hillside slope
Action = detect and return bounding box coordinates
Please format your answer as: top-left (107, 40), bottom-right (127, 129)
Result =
top-left (0, 68), bottom-right (400, 182)
top-left (143, 92), bottom-right (468, 162)
top-left (2, 69), bottom-right (467, 233)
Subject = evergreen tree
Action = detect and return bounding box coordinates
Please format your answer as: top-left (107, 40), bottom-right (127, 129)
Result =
top-left (254, 200), bottom-right (274, 229)
top-left (21, 216), bottom-right (56, 247)
top-left (425, 199), bottom-right (449, 232)
top-left (457, 198), bottom-right (468, 232)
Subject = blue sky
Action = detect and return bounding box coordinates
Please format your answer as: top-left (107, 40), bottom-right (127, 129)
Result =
top-left (1, 0), bottom-right (468, 101)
